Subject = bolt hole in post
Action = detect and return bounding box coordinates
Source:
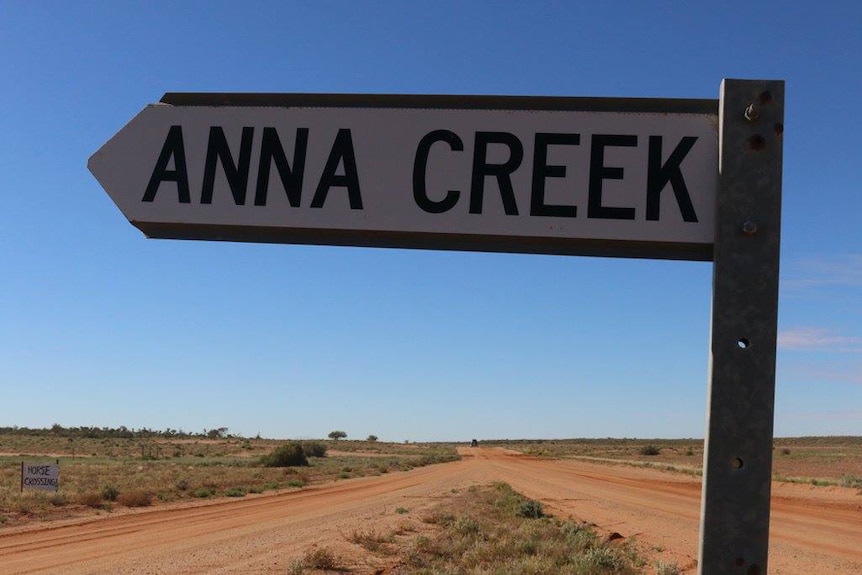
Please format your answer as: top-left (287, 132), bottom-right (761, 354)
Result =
top-left (732, 457), bottom-right (744, 470)
top-left (741, 221), bottom-right (758, 236)
top-left (744, 104), bottom-right (759, 122)
top-left (737, 337), bottom-right (750, 349)
top-left (747, 134), bottom-right (766, 150)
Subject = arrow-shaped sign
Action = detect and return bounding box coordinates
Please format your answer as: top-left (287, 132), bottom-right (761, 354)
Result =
top-left (89, 93), bottom-right (718, 260)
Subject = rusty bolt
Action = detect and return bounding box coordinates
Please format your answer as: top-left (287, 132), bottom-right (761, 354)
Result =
top-left (742, 221), bottom-right (758, 236)
top-left (744, 104), bottom-right (759, 122)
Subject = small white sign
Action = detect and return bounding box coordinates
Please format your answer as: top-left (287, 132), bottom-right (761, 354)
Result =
top-left (21, 462), bottom-right (60, 492)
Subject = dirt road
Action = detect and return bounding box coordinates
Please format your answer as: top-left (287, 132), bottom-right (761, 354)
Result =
top-left (1, 448), bottom-right (859, 574)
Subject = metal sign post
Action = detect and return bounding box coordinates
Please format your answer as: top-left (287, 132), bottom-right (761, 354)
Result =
top-left (699, 80), bottom-right (784, 574)
top-left (89, 79), bottom-right (784, 574)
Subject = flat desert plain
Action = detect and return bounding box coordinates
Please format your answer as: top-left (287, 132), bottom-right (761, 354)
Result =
top-left (1, 446), bottom-right (860, 574)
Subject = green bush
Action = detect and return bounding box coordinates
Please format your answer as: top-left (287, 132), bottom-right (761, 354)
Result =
top-left (225, 487), bottom-right (247, 497)
top-left (193, 487), bottom-right (214, 498)
top-left (301, 442), bottom-right (327, 458)
top-left (260, 443), bottom-right (309, 467)
top-left (517, 499), bottom-right (545, 519)
top-left (640, 445), bottom-right (661, 456)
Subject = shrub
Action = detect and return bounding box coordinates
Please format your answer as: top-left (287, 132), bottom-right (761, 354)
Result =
top-left (781, 448), bottom-right (791, 456)
top-left (101, 485), bottom-right (120, 502)
top-left (367, 435), bottom-right (378, 442)
top-left (260, 443), bottom-right (309, 467)
top-left (657, 560), bottom-right (682, 575)
top-left (840, 474), bottom-right (862, 489)
top-left (77, 491), bottom-right (104, 508)
top-left (193, 488), bottom-right (214, 498)
top-left (303, 547), bottom-right (338, 570)
top-left (49, 493), bottom-right (67, 506)
top-left (225, 487), bottom-right (247, 497)
top-left (301, 442), bottom-right (327, 458)
top-left (517, 499), bottom-right (544, 519)
top-left (117, 490), bottom-right (153, 507)
top-left (640, 445), bottom-right (661, 456)
top-left (348, 529), bottom-right (394, 553)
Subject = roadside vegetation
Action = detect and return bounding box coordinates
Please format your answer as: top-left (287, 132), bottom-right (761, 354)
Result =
top-left (322, 482), bottom-right (647, 574)
top-left (0, 427), bottom-right (460, 527)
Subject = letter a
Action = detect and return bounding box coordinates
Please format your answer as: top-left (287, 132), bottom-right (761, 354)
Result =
top-left (143, 125), bottom-right (191, 203)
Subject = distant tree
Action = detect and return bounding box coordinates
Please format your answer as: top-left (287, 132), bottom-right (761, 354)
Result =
top-left (206, 427), bottom-right (228, 439)
top-left (328, 430), bottom-right (347, 440)
top-left (366, 435), bottom-right (378, 442)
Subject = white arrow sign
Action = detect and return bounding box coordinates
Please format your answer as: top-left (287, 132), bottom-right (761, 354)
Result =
top-left (89, 94), bottom-right (718, 260)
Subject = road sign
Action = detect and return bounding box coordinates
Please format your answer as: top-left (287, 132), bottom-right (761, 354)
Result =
top-left (89, 94), bottom-right (718, 261)
top-left (89, 81), bottom-right (784, 575)
top-left (21, 462), bottom-right (60, 492)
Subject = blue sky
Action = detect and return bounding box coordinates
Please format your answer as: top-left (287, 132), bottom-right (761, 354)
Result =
top-left (1, 1), bottom-right (859, 441)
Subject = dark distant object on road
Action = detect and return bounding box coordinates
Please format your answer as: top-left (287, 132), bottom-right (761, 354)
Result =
top-left (471, 439), bottom-right (479, 447)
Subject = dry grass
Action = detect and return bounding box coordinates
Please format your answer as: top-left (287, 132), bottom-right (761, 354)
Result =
top-left (0, 434), bottom-right (460, 527)
top-left (343, 482), bottom-right (644, 574)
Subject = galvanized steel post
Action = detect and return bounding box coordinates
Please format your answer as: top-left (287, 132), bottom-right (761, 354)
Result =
top-left (699, 79), bottom-right (784, 574)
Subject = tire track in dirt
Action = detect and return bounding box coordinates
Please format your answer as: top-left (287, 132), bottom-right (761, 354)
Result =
top-left (0, 448), bottom-right (859, 574)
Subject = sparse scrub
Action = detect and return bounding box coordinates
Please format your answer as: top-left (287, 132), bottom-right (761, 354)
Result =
top-left (76, 491), bottom-right (104, 508)
top-left (348, 528), bottom-right (395, 553)
top-left (117, 490), bottom-right (153, 507)
top-left (840, 474), bottom-right (862, 489)
top-left (640, 445), bottom-right (661, 456)
top-left (193, 487), bottom-right (214, 498)
top-left (390, 483), bottom-right (641, 574)
top-left (224, 487), bottom-right (247, 497)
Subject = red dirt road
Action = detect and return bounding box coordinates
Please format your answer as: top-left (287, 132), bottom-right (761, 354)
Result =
top-left (1, 448), bottom-right (860, 574)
